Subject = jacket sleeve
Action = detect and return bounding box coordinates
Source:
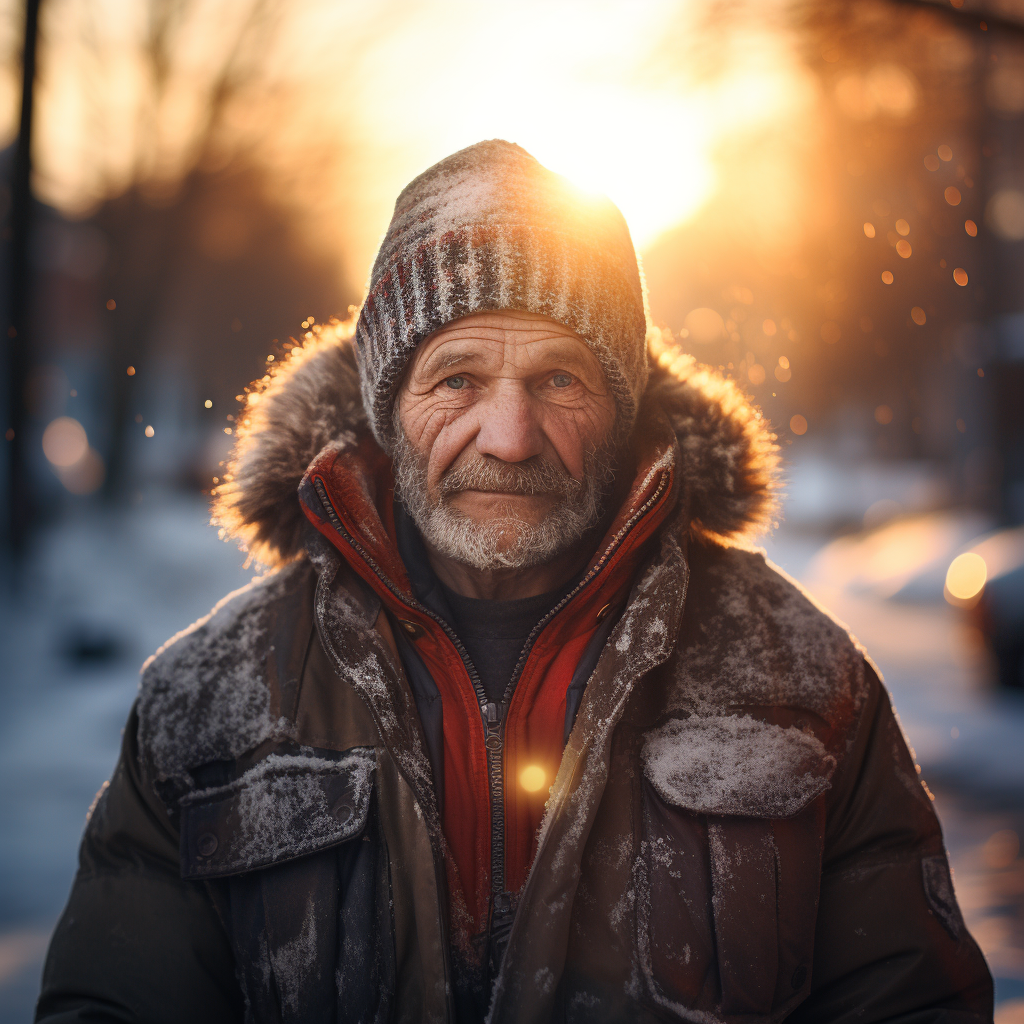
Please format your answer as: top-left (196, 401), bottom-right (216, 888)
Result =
top-left (35, 703), bottom-right (243, 1024)
top-left (788, 664), bottom-right (993, 1024)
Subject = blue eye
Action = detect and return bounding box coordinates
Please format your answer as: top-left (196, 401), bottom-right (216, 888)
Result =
top-left (552, 373), bottom-right (573, 388)
top-left (445, 376), bottom-right (466, 390)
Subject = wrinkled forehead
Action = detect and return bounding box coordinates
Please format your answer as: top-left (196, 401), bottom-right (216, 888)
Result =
top-left (407, 310), bottom-right (605, 380)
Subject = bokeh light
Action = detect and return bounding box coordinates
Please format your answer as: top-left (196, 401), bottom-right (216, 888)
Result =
top-left (945, 552), bottom-right (987, 603)
top-left (42, 417), bottom-right (88, 468)
top-left (982, 830), bottom-right (1020, 870)
top-left (57, 448), bottom-right (106, 496)
top-left (987, 188), bottom-right (1024, 241)
top-left (684, 307), bottom-right (726, 344)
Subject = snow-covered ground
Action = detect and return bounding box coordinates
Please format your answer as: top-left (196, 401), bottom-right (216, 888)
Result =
top-left (0, 492), bottom-right (255, 1020)
top-left (0, 490), bottom-right (1022, 1020)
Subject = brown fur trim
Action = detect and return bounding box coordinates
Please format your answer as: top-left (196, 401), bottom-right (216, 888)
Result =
top-left (645, 331), bottom-right (780, 545)
top-left (213, 321), bottom-right (779, 567)
top-left (212, 317), bottom-right (365, 567)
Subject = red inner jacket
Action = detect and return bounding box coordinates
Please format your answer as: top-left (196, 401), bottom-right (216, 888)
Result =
top-left (300, 416), bottom-right (677, 937)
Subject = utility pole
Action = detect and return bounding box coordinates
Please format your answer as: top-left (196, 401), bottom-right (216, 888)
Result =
top-left (5, 0), bottom-right (42, 567)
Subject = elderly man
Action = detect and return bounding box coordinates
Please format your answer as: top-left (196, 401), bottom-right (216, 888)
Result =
top-left (38, 141), bottom-right (991, 1023)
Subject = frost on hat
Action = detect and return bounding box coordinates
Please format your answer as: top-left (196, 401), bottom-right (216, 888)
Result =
top-left (354, 139), bottom-right (650, 450)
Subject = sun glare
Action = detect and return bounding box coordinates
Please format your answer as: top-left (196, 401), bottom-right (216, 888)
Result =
top-left (340, 1), bottom-right (811, 267)
top-left (27, 1), bottom-right (816, 290)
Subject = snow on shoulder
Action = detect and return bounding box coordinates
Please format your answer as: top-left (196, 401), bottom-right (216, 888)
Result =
top-left (138, 561), bottom-right (311, 786)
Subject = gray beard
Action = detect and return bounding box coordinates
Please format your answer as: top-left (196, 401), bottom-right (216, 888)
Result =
top-left (391, 426), bottom-right (621, 572)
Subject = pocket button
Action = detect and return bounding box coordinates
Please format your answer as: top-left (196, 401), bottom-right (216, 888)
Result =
top-left (197, 832), bottom-right (219, 857)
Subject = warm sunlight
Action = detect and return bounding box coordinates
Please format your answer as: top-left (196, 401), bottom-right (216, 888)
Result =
top-left (19, 1), bottom-right (813, 279)
top-left (336, 1), bottom-right (812, 269)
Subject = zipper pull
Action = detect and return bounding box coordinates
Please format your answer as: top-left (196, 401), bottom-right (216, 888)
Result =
top-left (484, 702), bottom-right (499, 724)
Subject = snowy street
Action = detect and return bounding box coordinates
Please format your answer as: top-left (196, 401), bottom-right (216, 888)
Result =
top-left (0, 496), bottom-right (1022, 1020)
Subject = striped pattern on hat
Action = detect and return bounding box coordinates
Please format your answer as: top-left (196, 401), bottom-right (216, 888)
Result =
top-left (354, 139), bottom-right (649, 450)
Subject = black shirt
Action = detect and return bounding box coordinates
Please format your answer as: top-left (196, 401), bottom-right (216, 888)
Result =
top-left (438, 581), bottom-right (566, 705)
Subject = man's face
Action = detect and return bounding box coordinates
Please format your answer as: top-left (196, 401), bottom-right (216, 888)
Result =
top-left (394, 310), bottom-right (620, 571)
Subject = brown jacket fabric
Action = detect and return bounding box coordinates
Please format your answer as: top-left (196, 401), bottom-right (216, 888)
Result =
top-left (37, 328), bottom-right (993, 1023)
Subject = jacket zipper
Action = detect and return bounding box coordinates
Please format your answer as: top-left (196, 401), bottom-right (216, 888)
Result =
top-left (312, 470), bottom-right (669, 937)
top-left (487, 471), bottom-right (670, 906)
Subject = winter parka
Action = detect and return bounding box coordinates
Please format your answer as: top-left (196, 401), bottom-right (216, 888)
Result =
top-left (37, 327), bottom-right (993, 1024)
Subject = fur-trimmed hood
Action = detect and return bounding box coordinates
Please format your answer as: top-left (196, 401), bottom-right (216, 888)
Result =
top-left (212, 320), bottom-right (779, 568)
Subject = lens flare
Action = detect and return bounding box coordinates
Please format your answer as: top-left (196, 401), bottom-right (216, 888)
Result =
top-left (520, 765), bottom-right (547, 793)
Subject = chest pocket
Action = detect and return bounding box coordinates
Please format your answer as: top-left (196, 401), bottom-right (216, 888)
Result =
top-left (179, 748), bottom-right (375, 879)
top-left (178, 749), bottom-right (390, 1024)
top-left (637, 715), bottom-right (833, 1023)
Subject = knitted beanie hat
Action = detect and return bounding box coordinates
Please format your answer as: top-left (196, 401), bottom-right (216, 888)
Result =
top-left (354, 140), bottom-right (650, 450)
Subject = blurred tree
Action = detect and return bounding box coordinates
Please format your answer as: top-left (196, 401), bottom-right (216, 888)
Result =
top-left (22, 0), bottom-right (357, 499)
top-left (79, 0), bottom-right (353, 495)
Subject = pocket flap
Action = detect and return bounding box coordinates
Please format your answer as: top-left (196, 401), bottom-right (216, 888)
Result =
top-left (179, 748), bottom-right (375, 879)
top-left (641, 715), bottom-right (835, 818)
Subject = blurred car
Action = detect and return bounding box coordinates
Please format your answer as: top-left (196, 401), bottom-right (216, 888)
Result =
top-left (947, 527), bottom-right (1024, 690)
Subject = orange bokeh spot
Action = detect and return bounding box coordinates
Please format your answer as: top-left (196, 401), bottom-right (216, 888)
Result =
top-left (520, 766), bottom-right (547, 793)
top-left (945, 553), bottom-right (986, 603)
top-left (820, 321), bottom-right (841, 343)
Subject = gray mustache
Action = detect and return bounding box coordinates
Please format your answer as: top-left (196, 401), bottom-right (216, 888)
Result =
top-left (439, 458), bottom-right (581, 499)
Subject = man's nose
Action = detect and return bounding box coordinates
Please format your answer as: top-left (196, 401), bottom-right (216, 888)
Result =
top-left (474, 384), bottom-right (544, 464)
